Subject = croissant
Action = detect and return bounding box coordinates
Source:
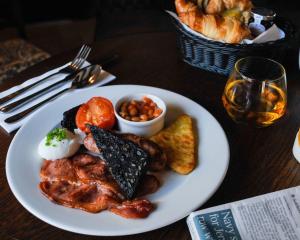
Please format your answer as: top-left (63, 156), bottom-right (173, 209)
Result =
top-left (175, 0), bottom-right (251, 43)
top-left (204, 0), bottom-right (252, 15)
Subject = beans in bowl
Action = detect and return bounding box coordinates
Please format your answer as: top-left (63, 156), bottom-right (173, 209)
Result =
top-left (118, 96), bottom-right (163, 122)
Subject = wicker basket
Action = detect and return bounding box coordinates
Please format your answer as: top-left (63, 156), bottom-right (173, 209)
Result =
top-left (171, 16), bottom-right (296, 75)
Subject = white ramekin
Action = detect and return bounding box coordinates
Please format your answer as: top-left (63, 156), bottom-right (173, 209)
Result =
top-left (114, 93), bottom-right (166, 137)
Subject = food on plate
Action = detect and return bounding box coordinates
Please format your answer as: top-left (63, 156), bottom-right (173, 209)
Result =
top-left (119, 133), bottom-right (167, 171)
top-left (84, 132), bottom-right (167, 171)
top-left (38, 94), bottom-right (198, 219)
top-left (61, 105), bottom-right (81, 132)
top-left (38, 128), bottom-right (80, 160)
top-left (76, 97), bottom-right (115, 133)
top-left (40, 153), bottom-right (158, 218)
top-left (89, 125), bottom-right (151, 199)
top-left (84, 134), bottom-right (101, 153)
top-left (175, 0), bottom-right (252, 43)
top-left (109, 199), bottom-right (153, 218)
top-left (135, 174), bottom-right (160, 197)
top-left (118, 96), bottom-right (163, 122)
top-left (150, 114), bottom-right (196, 174)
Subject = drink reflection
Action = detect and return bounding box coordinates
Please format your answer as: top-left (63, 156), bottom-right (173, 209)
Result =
top-left (222, 57), bottom-right (287, 127)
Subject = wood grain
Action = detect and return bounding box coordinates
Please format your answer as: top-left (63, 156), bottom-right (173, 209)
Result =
top-left (0, 31), bottom-right (299, 240)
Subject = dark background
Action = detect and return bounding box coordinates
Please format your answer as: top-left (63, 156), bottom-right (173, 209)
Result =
top-left (0, 0), bottom-right (299, 71)
top-left (0, 0), bottom-right (298, 31)
top-left (0, 1), bottom-right (297, 19)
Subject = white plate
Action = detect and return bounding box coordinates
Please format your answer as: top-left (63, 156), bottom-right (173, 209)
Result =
top-left (6, 85), bottom-right (229, 236)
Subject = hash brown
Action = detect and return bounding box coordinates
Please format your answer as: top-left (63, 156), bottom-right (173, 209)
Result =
top-left (150, 114), bottom-right (196, 174)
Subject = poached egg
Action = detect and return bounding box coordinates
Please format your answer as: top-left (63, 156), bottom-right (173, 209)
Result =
top-left (38, 128), bottom-right (81, 160)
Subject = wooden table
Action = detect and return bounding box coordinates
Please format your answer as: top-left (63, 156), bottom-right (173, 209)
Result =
top-left (1, 31), bottom-right (300, 240)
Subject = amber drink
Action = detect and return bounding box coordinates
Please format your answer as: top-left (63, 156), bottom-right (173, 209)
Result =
top-left (222, 57), bottom-right (287, 127)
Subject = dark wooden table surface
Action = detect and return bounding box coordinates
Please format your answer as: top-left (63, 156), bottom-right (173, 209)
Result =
top-left (1, 31), bottom-right (300, 240)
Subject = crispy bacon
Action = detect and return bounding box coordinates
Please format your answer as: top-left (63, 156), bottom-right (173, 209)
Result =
top-left (40, 181), bottom-right (119, 213)
top-left (72, 155), bottom-right (124, 200)
top-left (72, 153), bottom-right (99, 166)
top-left (110, 199), bottom-right (154, 218)
top-left (40, 158), bottom-right (77, 182)
top-left (39, 153), bottom-right (159, 218)
top-left (73, 154), bottom-right (108, 182)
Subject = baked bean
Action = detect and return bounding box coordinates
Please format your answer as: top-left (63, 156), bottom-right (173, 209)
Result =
top-left (121, 102), bottom-right (128, 112)
top-left (127, 104), bottom-right (135, 111)
top-left (120, 111), bottom-right (127, 118)
top-left (150, 102), bottom-right (156, 107)
top-left (153, 108), bottom-right (162, 117)
top-left (131, 117), bottom-right (140, 122)
top-left (140, 114), bottom-right (148, 121)
top-left (129, 107), bottom-right (138, 116)
top-left (143, 97), bottom-right (152, 104)
top-left (130, 100), bottom-right (137, 106)
top-left (148, 109), bottom-right (154, 117)
top-left (118, 96), bottom-right (163, 122)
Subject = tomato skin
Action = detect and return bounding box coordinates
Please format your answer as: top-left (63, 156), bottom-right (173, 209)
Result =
top-left (75, 97), bottom-right (116, 132)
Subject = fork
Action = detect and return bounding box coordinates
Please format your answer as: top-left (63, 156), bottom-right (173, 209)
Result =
top-left (0, 54), bottom-right (119, 113)
top-left (0, 44), bottom-right (91, 106)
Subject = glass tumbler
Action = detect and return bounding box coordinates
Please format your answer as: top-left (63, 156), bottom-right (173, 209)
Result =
top-left (222, 57), bottom-right (287, 127)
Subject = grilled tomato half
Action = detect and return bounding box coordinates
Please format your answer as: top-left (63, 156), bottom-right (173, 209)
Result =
top-left (76, 97), bottom-right (116, 132)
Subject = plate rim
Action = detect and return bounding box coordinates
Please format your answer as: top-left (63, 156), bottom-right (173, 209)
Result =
top-left (6, 84), bottom-right (230, 236)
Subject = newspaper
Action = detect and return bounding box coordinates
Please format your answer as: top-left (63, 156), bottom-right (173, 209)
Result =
top-left (187, 186), bottom-right (300, 240)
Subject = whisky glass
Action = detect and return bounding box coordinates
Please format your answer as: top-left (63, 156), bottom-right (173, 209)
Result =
top-left (222, 57), bottom-right (287, 127)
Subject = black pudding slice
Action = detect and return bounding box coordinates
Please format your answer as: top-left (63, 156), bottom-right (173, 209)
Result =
top-left (89, 125), bottom-right (150, 199)
top-left (60, 105), bottom-right (81, 132)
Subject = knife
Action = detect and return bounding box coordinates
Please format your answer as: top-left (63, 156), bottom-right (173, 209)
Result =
top-left (0, 54), bottom-right (119, 113)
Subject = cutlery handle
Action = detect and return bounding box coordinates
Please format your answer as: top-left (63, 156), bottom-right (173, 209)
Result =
top-left (0, 70), bottom-right (63, 106)
top-left (0, 77), bottom-right (69, 113)
top-left (4, 88), bottom-right (70, 124)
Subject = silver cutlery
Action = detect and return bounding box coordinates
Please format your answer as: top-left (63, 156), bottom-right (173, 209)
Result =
top-left (0, 65), bottom-right (91, 113)
top-left (0, 54), bottom-right (119, 113)
top-left (0, 44), bottom-right (91, 106)
top-left (4, 64), bottom-right (101, 124)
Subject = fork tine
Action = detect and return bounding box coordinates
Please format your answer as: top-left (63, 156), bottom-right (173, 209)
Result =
top-left (70, 45), bottom-right (86, 65)
top-left (69, 45), bottom-right (91, 71)
top-left (70, 58), bottom-right (81, 69)
top-left (74, 46), bottom-right (91, 69)
top-left (70, 48), bottom-right (87, 70)
top-left (79, 49), bottom-right (90, 66)
top-left (82, 47), bottom-right (91, 61)
top-left (76, 58), bottom-right (85, 70)
top-left (76, 45), bottom-right (89, 61)
top-left (73, 55), bottom-right (86, 70)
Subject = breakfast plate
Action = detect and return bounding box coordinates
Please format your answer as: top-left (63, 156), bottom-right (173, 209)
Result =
top-left (6, 85), bottom-right (229, 236)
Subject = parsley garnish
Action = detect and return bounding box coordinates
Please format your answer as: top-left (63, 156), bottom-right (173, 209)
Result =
top-left (45, 128), bottom-right (67, 147)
